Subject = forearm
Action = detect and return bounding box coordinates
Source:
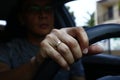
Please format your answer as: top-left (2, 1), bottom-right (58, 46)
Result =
top-left (0, 57), bottom-right (41, 80)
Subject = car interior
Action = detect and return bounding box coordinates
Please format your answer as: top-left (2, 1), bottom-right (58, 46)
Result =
top-left (0, 0), bottom-right (120, 80)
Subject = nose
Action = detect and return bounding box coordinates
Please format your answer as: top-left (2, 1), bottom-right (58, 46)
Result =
top-left (38, 11), bottom-right (48, 19)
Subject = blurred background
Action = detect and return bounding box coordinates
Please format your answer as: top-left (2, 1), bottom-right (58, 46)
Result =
top-left (65, 0), bottom-right (120, 56)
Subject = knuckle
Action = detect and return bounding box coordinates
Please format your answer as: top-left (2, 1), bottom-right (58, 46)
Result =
top-left (67, 39), bottom-right (78, 48)
top-left (51, 29), bottom-right (60, 34)
top-left (76, 27), bottom-right (85, 33)
top-left (60, 46), bottom-right (69, 54)
top-left (52, 29), bottom-right (65, 36)
top-left (40, 40), bottom-right (47, 47)
top-left (77, 27), bottom-right (84, 31)
top-left (45, 34), bottom-right (53, 39)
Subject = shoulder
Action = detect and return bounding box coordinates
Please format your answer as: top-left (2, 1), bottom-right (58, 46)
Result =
top-left (5, 38), bottom-right (27, 48)
top-left (0, 38), bottom-right (29, 67)
top-left (0, 38), bottom-right (27, 56)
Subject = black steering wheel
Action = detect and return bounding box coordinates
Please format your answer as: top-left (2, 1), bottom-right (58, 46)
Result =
top-left (35, 23), bottom-right (120, 80)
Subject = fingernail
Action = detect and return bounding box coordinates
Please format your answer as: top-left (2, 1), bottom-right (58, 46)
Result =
top-left (83, 48), bottom-right (88, 54)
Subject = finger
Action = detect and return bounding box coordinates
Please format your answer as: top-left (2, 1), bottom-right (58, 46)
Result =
top-left (40, 35), bottom-right (70, 70)
top-left (87, 44), bottom-right (104, 55)
top-left (51, 29), bottom-right (82, 59)
top-left (57, 42), bottom-right (74, 65)
top-left (47, 32), bottom-right (75, 65)
top-left (62, 34), bottom-right (82, 59)
top-left (66, 27), bottom-right (89, 51)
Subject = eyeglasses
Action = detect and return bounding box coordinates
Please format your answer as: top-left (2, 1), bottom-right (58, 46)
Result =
top-left (26, 5), bottom-right (54, 13)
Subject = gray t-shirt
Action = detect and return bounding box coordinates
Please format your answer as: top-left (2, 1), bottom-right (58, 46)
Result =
top-left (0, 39), bottom-right (84, 80)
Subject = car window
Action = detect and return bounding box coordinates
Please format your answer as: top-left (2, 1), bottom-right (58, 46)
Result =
top-left (97, 38), bottom-right (120, 56)
top-left (65, 0), bottom-right (97, 27)
top-left (65, 0), bottom-right (120, 56)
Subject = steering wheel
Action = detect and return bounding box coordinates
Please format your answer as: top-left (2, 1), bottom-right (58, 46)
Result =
top-left (35, 23), bottom-right (120, 80)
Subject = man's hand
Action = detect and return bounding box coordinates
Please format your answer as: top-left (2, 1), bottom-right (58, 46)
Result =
top-left (36, 27), bottom-right (103, 70)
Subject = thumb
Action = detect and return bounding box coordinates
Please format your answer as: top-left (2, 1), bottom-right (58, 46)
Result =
top-left (86, 44), bottom-right (104, 56)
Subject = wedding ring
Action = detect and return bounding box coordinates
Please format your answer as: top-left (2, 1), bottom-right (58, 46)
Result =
top-left (56, 41), bottom-right (62, 48)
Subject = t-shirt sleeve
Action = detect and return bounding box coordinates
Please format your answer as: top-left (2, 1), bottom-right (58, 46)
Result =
top-left (0, 44), bottom-right (11, 67)
top-left (70, 59), bottom-right (85, 76)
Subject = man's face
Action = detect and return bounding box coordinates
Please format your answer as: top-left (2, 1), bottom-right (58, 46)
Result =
top-left (21, 0), bottom-right (54, 37)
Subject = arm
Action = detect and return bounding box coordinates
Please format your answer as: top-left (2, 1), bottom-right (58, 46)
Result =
top-left (0, 27), bottom-right (103, 80)
top-left (0, 56), bottom-right (40, 80)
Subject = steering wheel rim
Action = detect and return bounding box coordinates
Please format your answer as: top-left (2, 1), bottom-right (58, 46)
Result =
top-left (35, 23), bottom-right (120, 80)
top-left (87, 23), bottom-right (120, 45)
